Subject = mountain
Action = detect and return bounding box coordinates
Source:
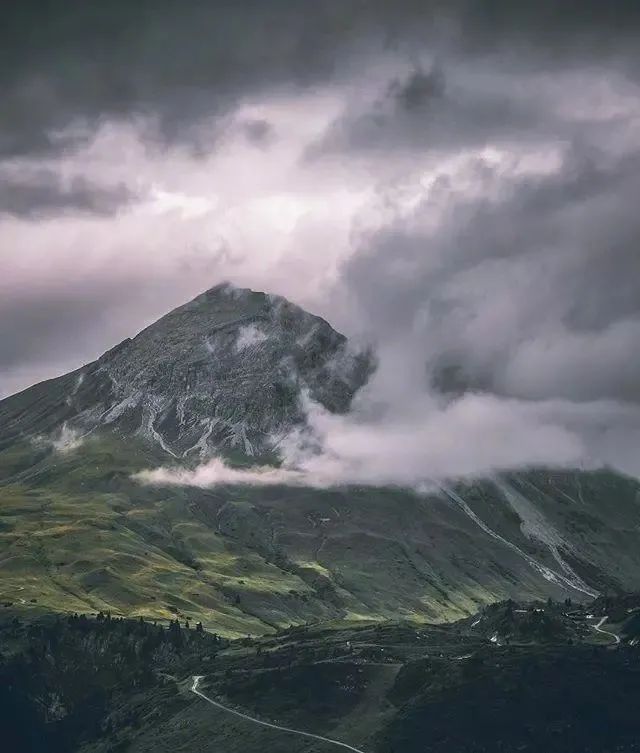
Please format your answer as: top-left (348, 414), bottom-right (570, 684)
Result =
top-left (0, 283), bottom-right (371, 458)
top-left (1, 284), bottom-right (640, 635)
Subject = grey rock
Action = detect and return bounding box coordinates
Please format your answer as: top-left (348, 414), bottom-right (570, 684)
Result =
top-left (0, 283), bottom-right (373, 457)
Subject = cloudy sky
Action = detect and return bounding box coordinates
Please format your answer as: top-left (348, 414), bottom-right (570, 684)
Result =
top-left (3, 1), bottom-right (640, 480)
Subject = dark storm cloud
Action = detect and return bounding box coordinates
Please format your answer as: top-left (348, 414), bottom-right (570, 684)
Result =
top-left (241, 120), bottom-right (276, 148)
top-left (440, 0), bottom-right (640, 56)
top-left (391, 67), bottom-right (446, 112)
top-left (308, 63), bottom-right (555, 157)
top-left (0, 170), bottom-right (136, 218)
top-left (3, 1), bottom-right (640, 158)
top-left (0, 0), bottom-right (373, 157)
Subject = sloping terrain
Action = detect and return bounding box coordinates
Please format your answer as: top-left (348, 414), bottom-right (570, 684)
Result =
top-left (2, 600), bottom-right (640, 753)
top-left (1, 285), bottom-right (640, 634)
top-left (0, 283), bottom-right (371, 458)
top-left (2, 430), bottom-right (640, 634)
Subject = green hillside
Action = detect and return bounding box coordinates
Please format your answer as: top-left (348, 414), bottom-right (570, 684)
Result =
top-left (2, 433), bottom-right (640, 636)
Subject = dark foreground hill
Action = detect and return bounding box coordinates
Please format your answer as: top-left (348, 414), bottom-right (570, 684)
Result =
top-left (2, 597), bottom-right (639, 753)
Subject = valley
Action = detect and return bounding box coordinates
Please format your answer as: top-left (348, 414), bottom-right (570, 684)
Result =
top-left (2, 595), bottom-right (639, 753)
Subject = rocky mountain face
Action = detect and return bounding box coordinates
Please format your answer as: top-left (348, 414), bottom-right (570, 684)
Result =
top-left (0, 283), bottom-right (372, 457)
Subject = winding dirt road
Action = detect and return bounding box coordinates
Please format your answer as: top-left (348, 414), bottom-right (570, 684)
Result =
top-left (593, 616), bottom-right (621, 645)
top-left (191, 676), bottom-right (368, 753)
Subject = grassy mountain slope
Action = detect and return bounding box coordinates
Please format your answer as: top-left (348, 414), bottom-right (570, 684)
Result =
top-left (2, 432), bottom-right (640, 636)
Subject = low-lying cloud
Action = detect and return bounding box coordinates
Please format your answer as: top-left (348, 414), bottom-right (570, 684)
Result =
top-left (34, 423), bottom-right (86, 455)
top-left (138, 379), bottom-right (640, 492)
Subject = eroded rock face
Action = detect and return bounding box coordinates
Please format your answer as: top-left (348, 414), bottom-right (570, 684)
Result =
top-left (0, 283), bottom-right (372, 457)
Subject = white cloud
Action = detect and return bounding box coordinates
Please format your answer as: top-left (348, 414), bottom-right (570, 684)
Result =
top-left (136, 389), bottom-right (640, 490)
top-left (234, 323), bottom-right (268, 352)
top-left (34, 423), bottom-right (86, 455)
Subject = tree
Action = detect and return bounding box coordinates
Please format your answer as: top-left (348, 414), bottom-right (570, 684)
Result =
top-left (168, 619), bottom-right (183, 649)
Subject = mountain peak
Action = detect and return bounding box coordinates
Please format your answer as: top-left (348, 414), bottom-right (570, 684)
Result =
top-left (0, 284), bottom-right (372, 457)
top-left (185, 281), bottom-right (273, 309)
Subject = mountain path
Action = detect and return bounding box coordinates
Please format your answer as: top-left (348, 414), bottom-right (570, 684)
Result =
top-left (593, 616), bottom-right (621, 645)
top-left (190, 676), bottom-right (368, 753)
